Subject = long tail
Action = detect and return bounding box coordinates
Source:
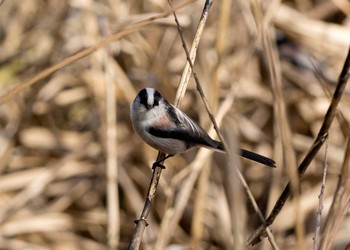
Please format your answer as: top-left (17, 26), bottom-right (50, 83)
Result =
top-left (238, 148), bottom-right (276, 168)
top-left (169, 130), bottom-right (276, 168)
top-left (212, 141), bottom-right (276, 168)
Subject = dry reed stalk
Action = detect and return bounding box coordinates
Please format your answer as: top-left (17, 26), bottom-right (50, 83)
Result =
top-left (272, 183), bottom-right (335, 232)
top-left (320, 138), bottom-right (350, 250)
top-left (174, 0), bottom-right (213, 107)
top-left (1, 1), bottom-right (349, 249)
top-left (190, 158), bottom-right (211, 250)
top-left (255, 1), bottom-right (305, 247)
top-left (45, 180), bottom-right (93, 213)
top-left (103, 40), bottom-right (120, 250)
top-left (83, 13), bottom-right (121, 249)
top-left (0, 153), bottom-right (84, 225)
top-left (221, 119), bottom-right (246, 249)
top-left (273, 4), bottom-right (350, 56)
top-left (190, 0), bottom-right (226, 245)
top-left (128, 152), bottom-right (166, 250)
top-left (0, 238), bottom-right (49, 250)
top-left (313, 142), bottom-right (329, 250)
top-left (248, 46), bottom-right (350, 246)
top-left (0, 0), bottom-right (194, 105)
top-left (211, 0), bottom-right (231, 107)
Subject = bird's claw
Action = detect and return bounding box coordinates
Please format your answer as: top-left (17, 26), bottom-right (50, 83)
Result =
top-left (152, 161), bottom-right (166, 169)
top-left (134, 217), bottom-right (149, 226)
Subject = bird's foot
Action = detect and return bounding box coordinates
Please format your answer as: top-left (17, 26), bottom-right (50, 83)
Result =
top-left (151, 154), bottom-right (174, 169)
top-left (152, 161), bottom-right (166, 169)
top-left (134, 217), bottom-right (149, 226)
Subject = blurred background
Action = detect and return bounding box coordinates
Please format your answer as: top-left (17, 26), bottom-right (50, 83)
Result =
top-left (0, 0), bottom-right (350, 249)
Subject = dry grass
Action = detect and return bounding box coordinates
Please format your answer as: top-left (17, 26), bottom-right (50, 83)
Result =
top-left (0, 0), bottom-right (350, 249)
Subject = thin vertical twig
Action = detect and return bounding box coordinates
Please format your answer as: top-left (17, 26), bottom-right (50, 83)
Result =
top-left (191, 0), bottom-right (228, 245)
top-left (320, 137), bottom-right (350, 250)
top-left (106, 73), bottom-right (119, 249)
top-left (313, 141), bottom-right (328, 250)
top-left (128, 153), bottom-right (165, 250)
top-left (105, 54), bottom-right (119, 250)
top-left (174, 1), bottom-right (213, 107)
top-left (221, 119), bottom-right (246, 250)
top-left (170, 0), bottom-right (225, 144)
top-left (248, 45), bottom-right (350, 246)
top-left (191, 160), bottom-right (211, 249)
top-left (98, 15), bottom-right (120, 249)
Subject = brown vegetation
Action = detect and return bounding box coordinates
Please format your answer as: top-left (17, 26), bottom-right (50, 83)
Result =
top-left (0, 0), bottom-right (350, 249)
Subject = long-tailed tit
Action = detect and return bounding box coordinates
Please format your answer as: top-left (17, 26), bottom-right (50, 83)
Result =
top-left (130, 88), bottom-right (275, 168)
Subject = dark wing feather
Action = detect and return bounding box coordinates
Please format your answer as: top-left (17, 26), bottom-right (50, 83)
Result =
top-left (174, 107), bottom-right (222, 148)
top-left (145, 104), bottom-right (223, 150)
top-left (147, 127), bottom-right (223, 150)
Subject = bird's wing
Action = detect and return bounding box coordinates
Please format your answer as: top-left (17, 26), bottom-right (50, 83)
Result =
top-left (148, 106), bottom-right (223, 150)
top-left (147, 126), bottom-right (222, 150)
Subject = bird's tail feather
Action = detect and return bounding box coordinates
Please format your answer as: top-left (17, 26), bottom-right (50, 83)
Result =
top-left (238, 148), bottom-right (276, 168)
top-left (212, 141), bottom-right (276, 168)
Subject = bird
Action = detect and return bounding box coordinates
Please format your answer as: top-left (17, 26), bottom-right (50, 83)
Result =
top-left (130, 87), bottom-right (276, 168)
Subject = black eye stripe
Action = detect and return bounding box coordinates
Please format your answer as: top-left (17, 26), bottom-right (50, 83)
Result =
top-left (138, 89), bottom-right (148, 107)
top-left (153, 90), bottom-right (161, 106)
top-left (137, 88), bottom-right (164, 108)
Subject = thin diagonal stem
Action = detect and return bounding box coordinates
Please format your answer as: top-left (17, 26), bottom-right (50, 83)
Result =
top-left (248, 46), bottom-right (350, 246)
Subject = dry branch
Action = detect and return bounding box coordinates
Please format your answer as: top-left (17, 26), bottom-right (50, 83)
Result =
top-left (313, 142), bottom-right (329, 250)
top-left (320, 138), bottom-right (350, 250)
top-left (248, 46), bottom-right (350, 246)
top-left (128, 1), bottom-right (214, 249)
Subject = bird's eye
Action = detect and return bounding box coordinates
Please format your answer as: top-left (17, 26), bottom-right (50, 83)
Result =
top-left (153, 91), bottom-right (161, 107)
top-left (138, 89), bottom-right (149, 109)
